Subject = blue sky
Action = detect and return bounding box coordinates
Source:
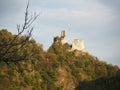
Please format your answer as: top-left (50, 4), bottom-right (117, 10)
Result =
top-left (0, 0), bottom-right (120, 67)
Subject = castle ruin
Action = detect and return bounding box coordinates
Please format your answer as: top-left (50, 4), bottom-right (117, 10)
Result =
top-left (72, 39), bottom-right (86, 52)
top-left (53, 30), bottom-right (86, 52)
top-left (54, 30), bottom-right (67, 45)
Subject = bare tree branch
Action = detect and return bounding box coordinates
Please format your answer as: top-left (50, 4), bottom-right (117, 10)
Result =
top-left (0, 0), bottom-right (39, 63)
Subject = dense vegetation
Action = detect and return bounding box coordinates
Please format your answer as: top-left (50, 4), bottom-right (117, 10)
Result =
top-left (0, 29), bottom-right (120, 90)
top-left (75, 72), bottom-right (120, 90)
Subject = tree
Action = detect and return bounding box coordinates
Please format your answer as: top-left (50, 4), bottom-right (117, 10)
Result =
top-left (0, 1), bottom-right (39, 64)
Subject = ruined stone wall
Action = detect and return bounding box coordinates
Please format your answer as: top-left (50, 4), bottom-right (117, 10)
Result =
top-left (53, 30), bottom-right (86, 52)
top-left (72, 39), bottom-right (86, 52)
top-left (53, 30), bottom-right (67, 45)
top-left (61, 36), bottom-right (67, 45)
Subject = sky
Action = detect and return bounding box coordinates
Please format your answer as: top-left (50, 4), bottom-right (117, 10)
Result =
top-left (0, 0), bottom-right (120, 67)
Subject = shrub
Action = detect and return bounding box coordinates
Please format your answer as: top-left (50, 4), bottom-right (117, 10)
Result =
top-left (7, 69), bottom-right (15, 77)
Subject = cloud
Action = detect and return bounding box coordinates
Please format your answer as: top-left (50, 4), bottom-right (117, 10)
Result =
top-left (40, 8), bottom-right (111, 23)
top-left (34, 0), bottom-right (113, 32)
top-left (0, 0), bottom-right (114, 28)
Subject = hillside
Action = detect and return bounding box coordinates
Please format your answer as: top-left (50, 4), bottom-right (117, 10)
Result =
top-left (75, 72), bottom-right (120, 90)
top-left (0, 29), bottom-right (120, 90)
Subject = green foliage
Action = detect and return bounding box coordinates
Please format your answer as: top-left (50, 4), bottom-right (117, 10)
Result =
top-left (75, 72), bottom-right (120, 90)
top-left (0, 29), bottom-right (43, 63)
top-left (0, 75), bottom-right (5, 83)
top-left (24, 76), bottom-right (32, 85)
top-left (0, 29), bottom-right (119, 90)
top-left (20, 81), bottom-right (27, 87)
top-left (7, 69), bottom-right (15, 76)
top-left (48, 42), bottom-right (71, 56)
top-left (0, 61), bottom-right (6, 69)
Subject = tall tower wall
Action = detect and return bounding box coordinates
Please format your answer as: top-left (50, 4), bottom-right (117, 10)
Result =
top-left (53, 30), bottom-right (67, 45)
top-left (60, 30), bottom-right (67, 45)
top-left (61, 30), bottom-right (65, 37)
top-left (72, 39), bottom-right (86, 52)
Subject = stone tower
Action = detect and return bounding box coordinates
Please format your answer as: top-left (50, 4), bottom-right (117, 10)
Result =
top-left (60, 30), bottom-right (67, 45)
top-left (72, 39), bottom-right (86, 52)
top-left (53, 30), bottom-right (67, 45)
top-left (61, 30), bottom-right (65, 37)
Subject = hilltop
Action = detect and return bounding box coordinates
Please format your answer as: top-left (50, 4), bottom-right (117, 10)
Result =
top-left (53, 30), bottom-right (86, 52)
top-left (0, 29), bottom-right (120, 90)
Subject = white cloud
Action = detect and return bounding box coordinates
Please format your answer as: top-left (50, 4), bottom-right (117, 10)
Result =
top-left (37, 0), bottom-right (112, 28)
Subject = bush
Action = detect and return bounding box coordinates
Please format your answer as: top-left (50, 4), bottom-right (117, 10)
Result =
top-left (7, 69), bottom-right (15, 77)
top-left (24, 76), bottom-right (32, 85)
